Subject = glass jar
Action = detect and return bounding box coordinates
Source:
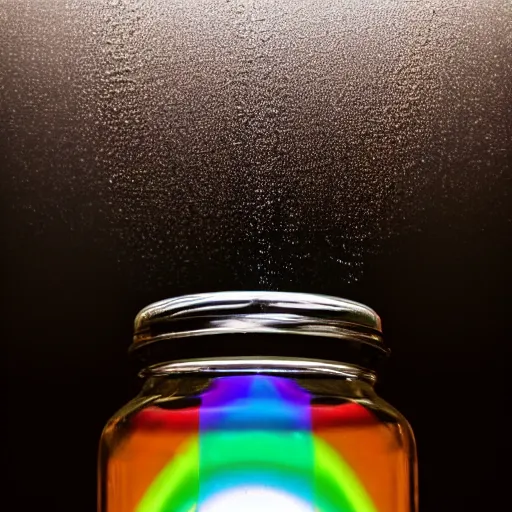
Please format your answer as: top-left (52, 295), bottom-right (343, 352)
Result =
top-left (98, 291), bottom-right (417, 512)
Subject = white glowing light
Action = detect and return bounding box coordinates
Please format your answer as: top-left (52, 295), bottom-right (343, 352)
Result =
top-left (199, 486), bottom-right (314, 512)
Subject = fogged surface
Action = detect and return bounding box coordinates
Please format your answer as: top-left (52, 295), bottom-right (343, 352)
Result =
top-left (2, 0), bottom-right (511, 291)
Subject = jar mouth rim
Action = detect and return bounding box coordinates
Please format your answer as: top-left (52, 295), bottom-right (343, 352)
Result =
top-left (131, 291), bottom-right (386, 358)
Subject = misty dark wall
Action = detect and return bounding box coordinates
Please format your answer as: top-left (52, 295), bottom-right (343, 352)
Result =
top-left (3, 1), bottom-right (510, 511)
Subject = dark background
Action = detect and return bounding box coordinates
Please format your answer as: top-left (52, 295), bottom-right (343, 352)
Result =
top-left (2, 1), bottom-right (511, 511)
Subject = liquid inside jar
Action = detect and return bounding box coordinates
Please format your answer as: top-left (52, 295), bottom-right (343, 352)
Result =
top-left (100, 373), bottom-right (414, 512)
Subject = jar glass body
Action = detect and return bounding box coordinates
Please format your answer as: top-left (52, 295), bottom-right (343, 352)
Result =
top-left (98, 358), bottom-right (417, 512)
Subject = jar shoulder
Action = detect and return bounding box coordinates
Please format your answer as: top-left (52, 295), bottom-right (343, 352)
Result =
top-left (101, 376), bottom-right (415, 448)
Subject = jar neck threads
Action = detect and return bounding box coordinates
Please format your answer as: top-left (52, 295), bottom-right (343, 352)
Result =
top-left (140, 357), bottom-right (377, 385)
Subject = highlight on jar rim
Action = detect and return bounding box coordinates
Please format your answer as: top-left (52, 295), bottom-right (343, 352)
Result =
top-left (130, 291), bottom-right (388, 370)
